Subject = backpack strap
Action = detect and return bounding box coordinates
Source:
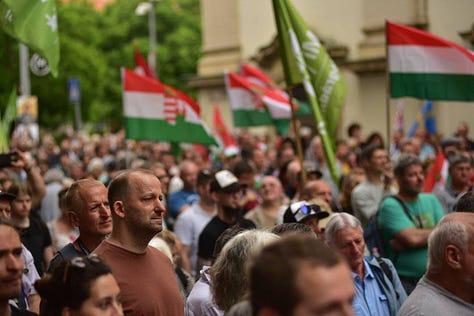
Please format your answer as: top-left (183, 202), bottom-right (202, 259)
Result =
top-left (390, 195), bottom-right (423, 228)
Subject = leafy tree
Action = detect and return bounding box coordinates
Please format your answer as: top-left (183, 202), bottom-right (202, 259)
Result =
top-left (0, 0), bottom-right (201, 131)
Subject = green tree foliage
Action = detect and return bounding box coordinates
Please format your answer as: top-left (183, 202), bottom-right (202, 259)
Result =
top-left (0, 0), bottom-right (201, 130)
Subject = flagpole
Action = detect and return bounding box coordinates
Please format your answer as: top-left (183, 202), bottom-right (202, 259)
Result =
top-left (287, 87), bottom-right (307, 186)
top-left (385, 20), bottom-right (391, 151)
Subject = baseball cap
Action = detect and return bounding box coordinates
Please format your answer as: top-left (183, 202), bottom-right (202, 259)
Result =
top-left (283, 201), bottom-right (329, 224)
top-left (210, 170), bottom-right (241, 193)
top-left (0, 190), bottom-right (16, 201)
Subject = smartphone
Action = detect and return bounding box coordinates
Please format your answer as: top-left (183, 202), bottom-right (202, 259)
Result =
top-left (0, 153), bottom-right (19, 168)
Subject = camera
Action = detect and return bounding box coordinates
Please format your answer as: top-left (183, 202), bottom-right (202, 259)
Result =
top-left (0, 153), bottom-right (19, 168)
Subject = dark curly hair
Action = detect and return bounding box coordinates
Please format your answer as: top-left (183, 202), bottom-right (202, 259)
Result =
top-left (35, 254), bottom-right (113, 316)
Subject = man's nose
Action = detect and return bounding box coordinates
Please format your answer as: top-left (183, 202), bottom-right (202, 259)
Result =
top-left (7, 254), bottom-right (23, 272)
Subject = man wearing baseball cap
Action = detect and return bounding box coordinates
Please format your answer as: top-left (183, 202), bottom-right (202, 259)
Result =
top-left (283, 201), bottom-right (329, 239)
top-left (197, 170), bottom-right (255, 269)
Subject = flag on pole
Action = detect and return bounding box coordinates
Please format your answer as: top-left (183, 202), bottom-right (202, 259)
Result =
top-left (122, 68), bottom-right (217, 145)
top-left (240, 63), bottom-right (312, 114)
top-left (272, 0), bottom-right (346, 139)
top-left (387, 21), bottom-right (474, 101)
top-left (226, 71), bottom-right (299, 134)
top-left (213, 105), bottom-right (237, 148)
top-left (0, 0), bottom-right (60, 77)
top-left (272, 0), bottom-right (342, 184)
top-left (408, 100), bottom-right (437, 137)
top-left (0, 87), bottom-right (17, 152)
top-left (134, 46), bottom-right (157, 79)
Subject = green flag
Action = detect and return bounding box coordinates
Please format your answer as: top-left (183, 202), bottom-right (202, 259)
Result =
top-left (273, 0), bottom-right (346, 138)
top-left (0, 0), bottom-right (60, 77)
top-left (0, 87), bottom-right (17, 152)
top-left (273, 0), bottom-right (344, 184)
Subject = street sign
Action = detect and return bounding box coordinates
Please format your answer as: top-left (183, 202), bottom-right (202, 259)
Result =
top-left (68, 77), bottom-right (81, 103)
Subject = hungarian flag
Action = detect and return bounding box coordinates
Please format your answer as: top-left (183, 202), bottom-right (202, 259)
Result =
top-left (225, 71), bottom-right (299, 135)
top-left (423, 151), bottom-right (447, 192)
top-left (122, 68), bottom-right (217, 145)
top-left (213, 105), bottom-right (236, 148)
top-left (241, 63), bottom-right (276, 87)
top-left (241, 63), bottom-right (311, 114)
top-left (387, 21), bottom-right (474, 101)
top-left (134, 46), bottom-right (157, 79)
top-left (0, 0), bottom-right (60, 77)
top-left (272, 0), bottom-right (342, 184)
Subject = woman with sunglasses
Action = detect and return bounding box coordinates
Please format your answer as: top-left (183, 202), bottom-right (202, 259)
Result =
top-left (34, 254), bottom-right (123, 316)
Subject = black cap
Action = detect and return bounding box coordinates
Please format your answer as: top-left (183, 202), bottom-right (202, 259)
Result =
top-left (210, 170), bottom-right (242, 193)
top-left (283, 201), bottom-right (329, 224)
top-left (0, 191), bottom-right (16, 201)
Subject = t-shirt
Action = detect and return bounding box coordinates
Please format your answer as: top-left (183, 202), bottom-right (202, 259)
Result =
top-left (18, 216), bottom-right (52, 276)
top-left (168, 190), bottom-right (200, 219)
top-left (198, 216), bottom-right (255, 261)
top-left (398, 276), bottom-right (474, 316)
top-left (378, 194), bottom-right (444, 278)
top-left (174, 203), bottom-right (215, 274)
top-left (244, 205), bottom-right (282, 229)
top-left (47, 242), bottom-right (85, 273)
top-left (94, 240), bottom-right (184, 316)
top-left (352, 181), bottom-right (397, 227)
top-left (10, 304), bottom-right (37, 316)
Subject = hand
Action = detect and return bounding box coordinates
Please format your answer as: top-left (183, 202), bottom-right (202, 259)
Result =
top-left (9, 149), bottom-right (32, 172)
top-left (390, 238), bottom-right (406, 251)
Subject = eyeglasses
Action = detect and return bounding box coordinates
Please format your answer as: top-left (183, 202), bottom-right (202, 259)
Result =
top-left (62, 253), bottom-right (102, 283)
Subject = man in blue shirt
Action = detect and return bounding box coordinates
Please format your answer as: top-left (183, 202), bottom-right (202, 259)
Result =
top-left (326, 213), bottom-right (407, 316)
top-left (168, 160), bottom-right (200, 219)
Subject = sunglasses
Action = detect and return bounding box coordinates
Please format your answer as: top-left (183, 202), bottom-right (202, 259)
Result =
top-left (297, 203), bottom-right (320, 216)
top-left (62, 253), bottom-right (102, 283)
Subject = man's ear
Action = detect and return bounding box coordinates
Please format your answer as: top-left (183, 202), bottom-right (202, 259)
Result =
top-left (68, 211), bottom-right (80, 228)
top-left (62, 307), bottom-right (75, 316)
top-left (112, 201), bottom-right (126, 218)
top-left (445, 244), bottom-right (462, 269)
top-left (211, 191), bottom-right (219, 203)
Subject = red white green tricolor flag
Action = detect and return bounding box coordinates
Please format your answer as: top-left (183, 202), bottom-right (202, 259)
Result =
top-left (122, 68), bottom-right (217, 145)
top-left (387, 21), bottom-right (474, 101)
top-left (225, 71), bottom-right (307, 135)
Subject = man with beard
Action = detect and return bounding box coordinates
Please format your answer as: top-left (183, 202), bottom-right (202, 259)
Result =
top-left (0, 218), bottom-right (36, 316)
top-left (398, 213), bottom-right (474, 315)
top-left (94, 169), bottom-right (183, 315)
top-left (197, 170), bottom-right (255, 267)
top-left (48, 179), bottom-right (112, 272)
top-left (378, 154), bottom-right (444, 294)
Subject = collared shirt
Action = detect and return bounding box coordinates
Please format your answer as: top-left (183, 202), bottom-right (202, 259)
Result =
top-left (352, 259), bottom-right (390, 316)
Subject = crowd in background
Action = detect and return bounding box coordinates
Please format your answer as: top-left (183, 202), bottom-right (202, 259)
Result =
top-left (1, 119), bottom-right (474, 316)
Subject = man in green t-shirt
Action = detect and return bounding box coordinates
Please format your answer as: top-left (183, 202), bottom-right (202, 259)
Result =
top-left (379, 154), bottom-right (444, 294)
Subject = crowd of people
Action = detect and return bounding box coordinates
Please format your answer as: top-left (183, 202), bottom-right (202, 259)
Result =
top-left (1, 120), bottom-right (474, 316)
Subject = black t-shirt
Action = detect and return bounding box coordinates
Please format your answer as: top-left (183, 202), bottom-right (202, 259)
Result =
top-left (18, 215), bottom-right (52, 276)
top-left (197, 215), bottom-right (255, 260)
top-left (10, 304), bottom-right (38, 316)
top-left (47, 242), bottom-right (86, 273)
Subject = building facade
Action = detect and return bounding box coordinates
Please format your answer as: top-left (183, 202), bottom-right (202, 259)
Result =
top-left (189, 0), bottom-right (474, 142)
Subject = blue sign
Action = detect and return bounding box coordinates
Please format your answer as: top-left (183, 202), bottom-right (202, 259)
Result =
top-left (68, 77), bottom-right (81, 103)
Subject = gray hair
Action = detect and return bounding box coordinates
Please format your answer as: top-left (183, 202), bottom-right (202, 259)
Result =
top-left (394, 154), bottom-right (422, 177)
top-left (325, 213), bottom-right (362, 243)
top-left (211, 230), bottom-right (279, 311)
top-left (428, 219), bottom-right (470, 273)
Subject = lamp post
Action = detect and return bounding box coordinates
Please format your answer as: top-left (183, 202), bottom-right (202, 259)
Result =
top-left (136, 0), bottom-right (159, 76)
